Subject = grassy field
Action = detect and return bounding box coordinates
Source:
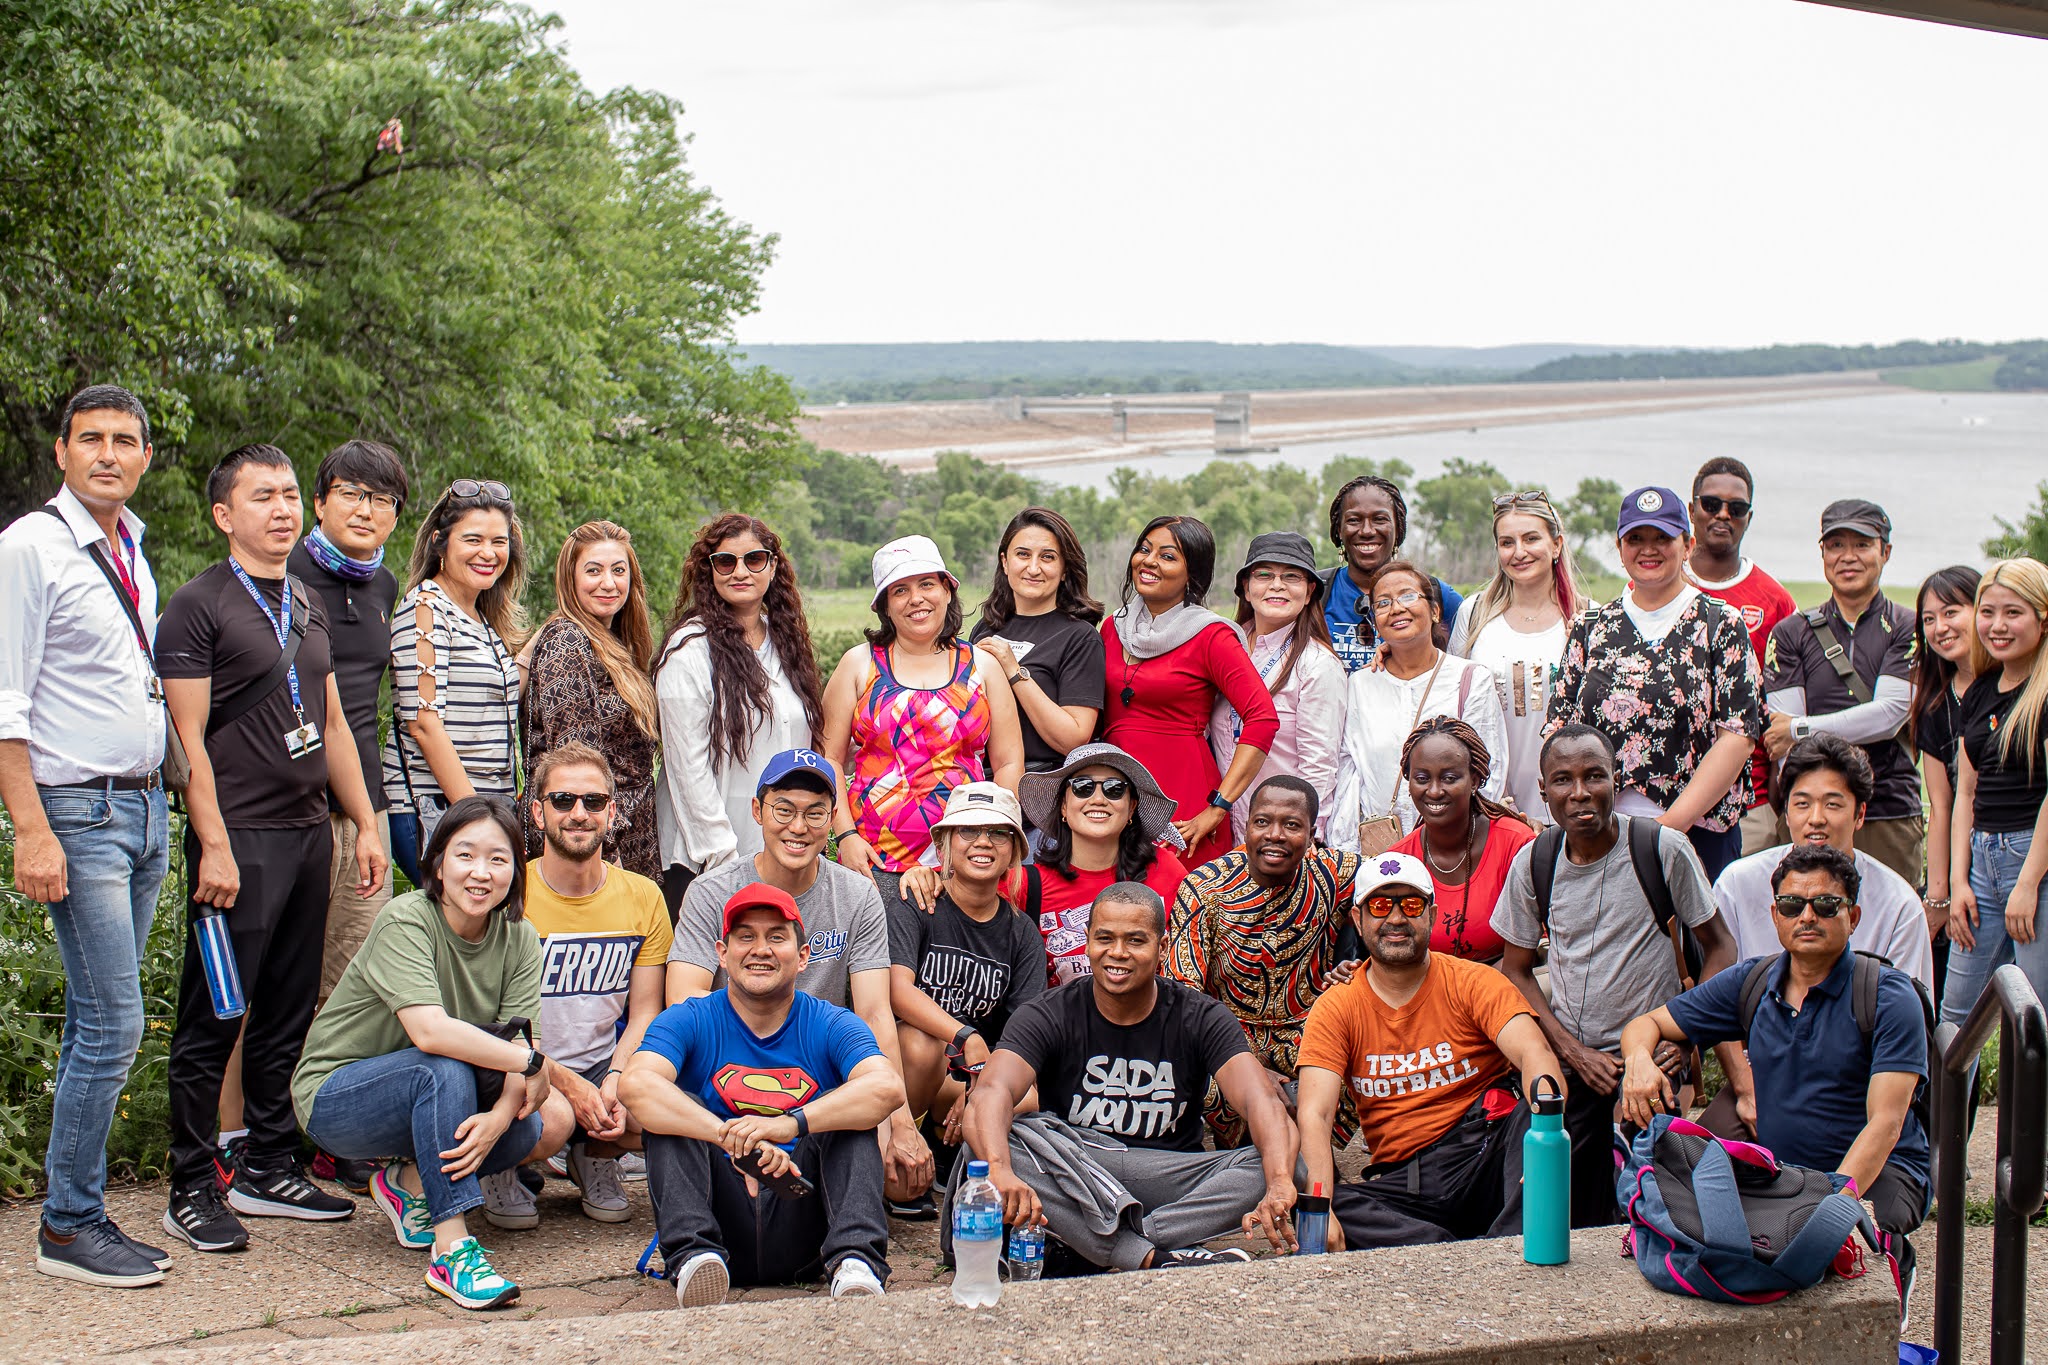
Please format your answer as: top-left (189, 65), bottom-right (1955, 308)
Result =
top-left (1881, 356), bottom-right (2005, 392)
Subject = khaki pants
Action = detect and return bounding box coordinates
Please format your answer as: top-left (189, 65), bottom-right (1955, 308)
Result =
top-left (321, 811), bottom-right (393, 999)
top-left (1738, 804), bottom-right (1780, 858)
top-left (1856, 814), bottom-right (1927, 890)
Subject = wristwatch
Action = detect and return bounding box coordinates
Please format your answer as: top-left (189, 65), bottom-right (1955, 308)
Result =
top-left (1207, 788), bottom-right (1234, 812)
top-left (1791, 716), bottom-right (1813, 741)
top-left (790, 1107), bottom-right (810, 1139)
top-left (522, 1047), bottom-right (546, 1077)
top-left (1007, 669), bottom-right (1030, 688)
top-left (952, 1024), bottom-right (978, 1052)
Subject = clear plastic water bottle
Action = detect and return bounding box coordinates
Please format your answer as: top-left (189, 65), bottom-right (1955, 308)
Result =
top-left (1006, 1222), bottom-right (1045, 1281)
top-left (951, 1159), bottom-right (1003, 1307)
top-left (192, 904), bottom-right (246, 1020)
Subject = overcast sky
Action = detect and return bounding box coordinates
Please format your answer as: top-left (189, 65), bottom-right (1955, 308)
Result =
top-left (542, 0), bottom-right (2044, 349)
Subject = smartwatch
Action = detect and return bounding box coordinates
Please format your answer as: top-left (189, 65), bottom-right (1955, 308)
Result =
top-left (952, 1025), bottom-right (978, 1053)
top-left (1207, 789), bottom-right (1234, 812)
top-left (790, 1107), bottom-right (810, 1139)
top-left (1791, 716), bottom-right (1813, 741)
top-left (522, 1047), bottom-right (546, 1077)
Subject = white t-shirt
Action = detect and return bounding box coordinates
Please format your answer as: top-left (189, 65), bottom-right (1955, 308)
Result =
top-left (1451, 602), bottom-right (1569, 826)
top-left (1623, 584), bottom-right (1701, 646)
top-left (1712, 844), bottom-right (1934, 992)
top-left (1330, 652), bottom-right (1509, 845)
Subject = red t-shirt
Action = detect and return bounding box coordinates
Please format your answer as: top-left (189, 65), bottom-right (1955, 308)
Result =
top-left (1392, 817), bottom-right (1538, 963)
top-left (1688, 559), bottom-right (1796, 808)
top-left (1005, 849), bottom-right (1190, 987)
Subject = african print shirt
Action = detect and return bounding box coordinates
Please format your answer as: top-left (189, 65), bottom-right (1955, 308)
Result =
top-left (849, 643), bottom-right (991, 872)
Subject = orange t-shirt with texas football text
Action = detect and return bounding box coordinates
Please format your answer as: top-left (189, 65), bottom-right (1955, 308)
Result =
top-left (1298, 953), bottom-right (1532, 1166)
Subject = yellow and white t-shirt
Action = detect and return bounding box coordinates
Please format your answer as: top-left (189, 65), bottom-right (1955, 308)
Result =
top-left (523, 865), bottom-right (672, 1074)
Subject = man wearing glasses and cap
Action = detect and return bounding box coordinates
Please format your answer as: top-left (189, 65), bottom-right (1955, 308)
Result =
top-left (1296, 852), bottom-right (1565, 1250)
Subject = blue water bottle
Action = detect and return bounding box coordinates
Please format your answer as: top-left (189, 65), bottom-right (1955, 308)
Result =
top-left (1294, 1181), bottom-right (1330, 1255)
top-left (1523, 1073), bottom-right (1569, 1264)
top-left (192, 904), bottom-right (246, 1021)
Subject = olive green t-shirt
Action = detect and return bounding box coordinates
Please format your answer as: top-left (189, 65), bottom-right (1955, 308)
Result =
top-left (292, 889), bottom-right (542, 1124)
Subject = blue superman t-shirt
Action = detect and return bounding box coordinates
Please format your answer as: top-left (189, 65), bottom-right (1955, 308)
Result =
top-left (1325, 569), bottom-right (1465, 673)
top-left (638, 989), bottom-right (882, 1147)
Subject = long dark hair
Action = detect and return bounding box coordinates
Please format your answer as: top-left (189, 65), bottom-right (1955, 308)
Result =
top-left (405, 483), bottom-right (530, 647)
top-left (657, 514), bottom-right (826, 774)
top-left (1039, 791), bottom-right (1160, 884)
top-left (1232, 563), bottom-right (1336, 698)
top-left (865, 580), bottom-right (964, 650)
top-left (977, 507), bottom-right (1103, 633)
top-left (1910, 565), bottom-right (1982, 747)
top-left (1121, 515), bottom-right (1216, 607)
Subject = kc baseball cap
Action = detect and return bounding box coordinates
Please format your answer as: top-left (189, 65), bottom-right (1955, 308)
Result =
top-left (1819, 498), bottom-right (1892, 543)
top-left (756, 748), bottom-right (837, 798)
top-left (722, 882), bottom-right (804, 937)
top-left (1616, 486), bottom-right (1691, 539)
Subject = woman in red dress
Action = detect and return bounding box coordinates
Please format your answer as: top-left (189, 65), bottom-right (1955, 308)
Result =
top-left (1100, 516), bottom-right (1278, 868)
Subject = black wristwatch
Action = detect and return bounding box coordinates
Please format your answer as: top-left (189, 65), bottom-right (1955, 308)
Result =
top-left (1007, 669), bottom-right (1030, 689)
top-left (522, 1047), bottom-right (546, 1077)
top-left (790, 1107), bottom-right (810, 1139)
top-left (952, 1024), bottom-right (978, 1052)
top-left (1207, 788), bottom-right (1234, 812)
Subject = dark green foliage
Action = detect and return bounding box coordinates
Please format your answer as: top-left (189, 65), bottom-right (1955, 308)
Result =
top-left (1984, 482), bottom-right (2048, 561)
top-left (1516, 339), bottom-right (2002, 384)
top-left (1993, 344), bottom-right (2048, 392)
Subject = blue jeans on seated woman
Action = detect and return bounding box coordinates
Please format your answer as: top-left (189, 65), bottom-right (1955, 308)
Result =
top-left (303, 1048), bottom-right (540, 1224)
top-left (1942, 828), bottom-right (2048, 1031)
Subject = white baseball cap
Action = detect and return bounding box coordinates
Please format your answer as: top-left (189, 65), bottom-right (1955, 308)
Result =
top-left (870, 534), bottom-right (958, 608)
top-left (1356, 851), bottom-right (1435, 901)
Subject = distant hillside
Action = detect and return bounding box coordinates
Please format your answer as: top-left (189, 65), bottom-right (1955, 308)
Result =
top-left (1359, 343), bottom-right (1651, 372)
top-left (1517, 339), bottom-right (2012, 383)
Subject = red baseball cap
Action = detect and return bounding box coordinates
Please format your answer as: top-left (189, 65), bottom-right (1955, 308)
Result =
top-left (722, 882), bottom-right (804, 937)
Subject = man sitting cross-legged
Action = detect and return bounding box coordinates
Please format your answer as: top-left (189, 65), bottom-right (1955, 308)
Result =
top-left (622, 883), bottom-right (905, 1308)
top-left (1299, 852), bottom-right (1566, 1250)
top-left (961, 882), bottom-right (1299, 1271)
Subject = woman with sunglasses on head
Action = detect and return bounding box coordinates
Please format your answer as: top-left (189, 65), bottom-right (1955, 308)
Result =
top-left (653, 515), bottom-right (824, 914)
top-left (969, 508), bottom-right (1105, 786)
top-left (386, 480), bottom-right (528, 867)
top-left (1387, 718), bottom-right (1536, 963)
top-left (1448, 492), bottom-right (1592, 827)
top-left (1101, 515), bottom-right (1277, 869)
top-left (1910, 565), bottom-right (1982, 1006)
top-left (519, 522), bottom-right (660, 879)
top-left (1331, 561), bottom-right (1506, 853)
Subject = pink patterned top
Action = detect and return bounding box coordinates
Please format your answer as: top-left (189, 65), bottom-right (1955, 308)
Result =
top-left (849, 643), bottom-right (991, 872)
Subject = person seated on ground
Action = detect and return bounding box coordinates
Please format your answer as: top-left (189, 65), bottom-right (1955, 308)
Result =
top-left (1713, 733), bottom-right (1934, 991)
top-left (961, 882), bottom-right (1299, 1271)
top-left (1620, 842), bottom-right (1931, 1305)
top-left (622, 882), bottom-right (904, 1309)
top-left (887, 783), bottom-right (1046, 1151)
top-left (1298, 852), bottom-right (1566, 1251)
top-left (1166, 775), bottom-right (1362, 1149)
top-left (1492, 723), bottom-right (1738, 1228)
top-left (478, 741), bottom-right (669, 1231)
top-left (666, 748), bottom-right (932, 1214)
top-left (292, 796), bottom-right (571, 1312)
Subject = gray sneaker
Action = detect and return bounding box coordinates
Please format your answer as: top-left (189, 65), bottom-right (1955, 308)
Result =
top-left (480, 1167), bottom-right (539, 1230)
top-left (616, 1151), bottom-right (647, 1182)
top-left (568, 1144), bottom-right (630, 1223)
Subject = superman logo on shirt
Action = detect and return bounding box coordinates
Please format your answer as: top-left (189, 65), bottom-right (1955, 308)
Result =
top-left (712, 1063), bottom-right (820, 1117)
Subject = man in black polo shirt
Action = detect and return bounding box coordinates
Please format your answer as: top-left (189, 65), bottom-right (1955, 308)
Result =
top-left (157, 443), bottom-right (387, 1252)
top-left (1760, 498), bottom-right (1922, 886)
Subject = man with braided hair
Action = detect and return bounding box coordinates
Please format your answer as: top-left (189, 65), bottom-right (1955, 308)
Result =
top-left (1388, 717), bottom-right (1538, 964)
top-left (1318, 475), bottom-right (1465, 673)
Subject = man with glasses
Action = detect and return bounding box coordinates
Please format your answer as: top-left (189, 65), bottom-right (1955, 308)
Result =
top-left (482, 742), bottom-right (671, 1229)
top-left (1297, 852), bottom-right (1565, 1250)
top-left (1620, 841), bottom-right (1930, 1311)
top-left (667, 749), bottom-right (934, 1212)
top-left (1684, 457), bottom-right (1797, 856)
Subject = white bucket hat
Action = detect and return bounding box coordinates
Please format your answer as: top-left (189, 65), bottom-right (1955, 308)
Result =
top-left (870, 534), bottom-right (958, 608)
top-left (933, 782), bottom-right (1026, 842)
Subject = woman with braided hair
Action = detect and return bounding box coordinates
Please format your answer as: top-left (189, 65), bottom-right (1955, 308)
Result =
top-left (1317, 473), bottom-right (1465, 673)
top-left (1388, 717), bottom-right (1537, 963)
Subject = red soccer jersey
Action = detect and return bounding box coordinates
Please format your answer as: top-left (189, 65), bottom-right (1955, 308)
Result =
top-left (1688, 558), bottom-right (1797, 807)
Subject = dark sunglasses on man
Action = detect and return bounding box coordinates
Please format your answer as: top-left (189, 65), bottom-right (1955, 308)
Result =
top-left (544, 790), bottom-right (613, 813)
top-left (709, 549), bottom-right (774, 575)
top-left (1771, 892), bottom-right (1848, 919)
top-left (1695, 494), bottom-right (1752, 519)
top-left (1065, 776), bottom-right (1132, 801)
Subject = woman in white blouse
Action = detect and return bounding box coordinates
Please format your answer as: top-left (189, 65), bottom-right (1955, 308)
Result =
top-left (1332, 560), bottom-right (1507, 847)
top-left (1208, 531), bottom-right (1347, 842)
top-left (653, 514), bottom-right (825, 915)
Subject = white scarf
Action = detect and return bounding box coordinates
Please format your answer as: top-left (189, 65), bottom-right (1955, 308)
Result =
top-left (1112, 597), bottom-right (1235, 660)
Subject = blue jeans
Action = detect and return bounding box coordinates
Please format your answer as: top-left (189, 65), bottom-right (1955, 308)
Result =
top-left (37, 785), bottom-right (170, 1233)
top-left (303, 1048), bottom-right (540, 1224)
top-left (1942, 828), bottom-right (2048, 1029)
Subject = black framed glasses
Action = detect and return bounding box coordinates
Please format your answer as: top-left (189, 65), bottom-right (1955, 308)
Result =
top-left (1771, 893), bottom-right (1848, 919)
top-left (1066, 776), bottom-right (1132, 801)
top-left (447, 479), bottom-right (513, 503)
top-left (709, 549), bottom-right (774, 576)
top-left (1696, 494), bottom-right (1752, 519)
top-left (544, 790), bottom-right (612, 813)
top-left (1365, 893), bottom-right (1431, 918)
top-left (326, 482), bottom-right (402, 515)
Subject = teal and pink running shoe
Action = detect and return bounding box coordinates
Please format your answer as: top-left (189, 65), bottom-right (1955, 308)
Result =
top-left (426, 1237), bottom-right (520, 1311)
top-left (369, 1164), bottom-right (433, 1250)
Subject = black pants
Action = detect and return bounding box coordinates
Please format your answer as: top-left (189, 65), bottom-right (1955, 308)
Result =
top-left (1334, 1084), bottom-right (1530, 1249)
top-left (1562, 1064), bottom-right (1622, 1228)
top-left (646, 1129), bottom-right (889, 1286)
top-left (168, 822), bottom-right (330, 1189)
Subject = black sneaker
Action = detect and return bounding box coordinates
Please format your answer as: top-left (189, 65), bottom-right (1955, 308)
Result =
top-left (229, 1163), bottom-right (356, 1221)
top-left (516, 1163), bottom-right (546, 1196)
top-left (311, 1151), bottom-right (376, 1195)
top-left (164, 1183), bottom-right (249, 1253)
top-left (37, 1218), bottom-right (165, 1287)
top-left (211, 1134), bottom-right (247, 1192)
top-left (1887, 1232), bottom-right (1917, 1332)
top-left (108, 1216), bottom-right (172, 1270)
top-left (886, 1190), bottom-right (938, 1220)
top-left (1151, 1246), bottom-right (1253, 1270)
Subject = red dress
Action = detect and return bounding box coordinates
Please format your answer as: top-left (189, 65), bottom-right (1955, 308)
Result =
top-left (1392, 816), bottom-right (1538, 962)
top-left (1100, 618), bottom-right (1280, 868)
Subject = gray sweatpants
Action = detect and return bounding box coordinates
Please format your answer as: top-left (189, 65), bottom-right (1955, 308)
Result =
top-left (1011, 1121), bottom-right (1266, 1270)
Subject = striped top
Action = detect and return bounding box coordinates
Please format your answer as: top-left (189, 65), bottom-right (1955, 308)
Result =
top-left (848, 643), bottom-right (990, 872)
top-left (384, 579), bottom-right (519, 808)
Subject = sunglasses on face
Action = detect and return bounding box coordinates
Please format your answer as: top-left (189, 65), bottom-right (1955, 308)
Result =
top-left (1365, 894), bottom-right (1431, 918)
top-left (950, 827), bottom-right (1010, 848)
top-left (710, 549), bottom-right (774, 575)
top-left (1696, 495), bottom-right (1752, 519)
top-left (1772, 893), bottom-right (1848, 919)
top-left (1066, 776), bottom-right (1132, 801)
top-left (1371, 589), bottom-right (1428, 613)
top-left (447, 479), bottom-right (513, 503)
top-left (544, 790), bottom-right (612, 813)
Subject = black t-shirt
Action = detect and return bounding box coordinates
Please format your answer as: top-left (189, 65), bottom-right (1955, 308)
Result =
top-left (1960, 673), bottom-right (2048, 834)
top-left (1763, 600), bottom-right (1919, 818)
top-left (888, 891), bottom-right (1047, 1040)
top-left (1916, 683), bottom-right (1966, 791)
top-left (969, 611), bottom-right (1106, 772)
top-left (288, 542), bottom-right (398, 813)
top-left (156, 561), bottom-right (333, 829)
top-left (995, 977), bottom-right (1249, 1151)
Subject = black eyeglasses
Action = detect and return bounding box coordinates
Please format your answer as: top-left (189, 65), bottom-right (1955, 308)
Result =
top-left (447, 479), bottom-right (513, 503)
top-left (1365, 893), bottom-right (1431, 918)
top-left (1771, 893), bottom-right (1848, 919)
top-left (327, 482), bottom-right (402, 515)
top-left (709, 549), bottom-right (774, 575)
top-left (1066, 776), bottom-right (1132, 801)
top-left (1696, 495), bottom-right (1752, 519)
top-left (544, 791), bottom-right (612, 813)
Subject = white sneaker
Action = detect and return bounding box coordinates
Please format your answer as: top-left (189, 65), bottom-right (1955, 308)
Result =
top-left (830, 1256), bottom-right (885, 1299)
top-left (673, 1250), bottom-right (729, 1308)
top-left (544, 1151), bottom-right (569, 1180)
top-left (617, 1152), bottom-right (647, 1182)
top-left (568, 1144), bottom-right (631, 1223)
top-left (480, 1167), bottom-right (538, 1230)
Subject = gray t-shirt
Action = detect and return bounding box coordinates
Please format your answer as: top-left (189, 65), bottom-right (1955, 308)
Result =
top-left (1491, 815), bottom-right (1719, 1052)
top-left (669, 857), bottom-right (890, 1009)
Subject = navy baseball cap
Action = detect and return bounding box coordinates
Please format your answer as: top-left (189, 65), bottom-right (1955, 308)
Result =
top-left (756, 748), bottom-right (837, 797)
top-left (1616, 486), bottom-right (1691, 539)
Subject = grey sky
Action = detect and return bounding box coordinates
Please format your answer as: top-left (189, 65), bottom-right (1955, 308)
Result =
top-left (543, 0), bottom-right (2045, 349)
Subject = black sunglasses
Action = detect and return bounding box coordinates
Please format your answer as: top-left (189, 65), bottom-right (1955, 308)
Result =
top-left (1365, 893), bottom-right (1431, 918)
top-left (1696, 494), bottom-right (1752, 519)
top-left (544, 790), bottom-right (612, 813)
top-left (709, 549), bottom-right (774, 575)
top-left (1772, 893), bottom-right (1848, 919)
top-left (447, 479), bottom-right (513, 503)
top-left (1066, 776), bottom-right (1132, 801)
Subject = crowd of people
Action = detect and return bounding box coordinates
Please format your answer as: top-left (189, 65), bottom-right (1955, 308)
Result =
top-left (4, 382), bottom-right (2045, 1317)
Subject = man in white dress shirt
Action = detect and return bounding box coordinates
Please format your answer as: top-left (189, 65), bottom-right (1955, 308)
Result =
top-left (0, 385), bottom-right (173, 1288)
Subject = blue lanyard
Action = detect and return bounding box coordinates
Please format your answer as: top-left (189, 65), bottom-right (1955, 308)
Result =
top-left (227, 558), bottom-right (304, 721)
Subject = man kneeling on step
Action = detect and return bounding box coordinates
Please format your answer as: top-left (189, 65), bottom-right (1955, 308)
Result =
top-left (622, 882), bottom-right (903, 1308)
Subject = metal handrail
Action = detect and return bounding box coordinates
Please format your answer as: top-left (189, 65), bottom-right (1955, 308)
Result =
top-left (1933, 963), bottom-right (2046, 1365)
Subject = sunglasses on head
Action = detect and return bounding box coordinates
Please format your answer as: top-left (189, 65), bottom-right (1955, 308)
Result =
top-left (1772, 893), bottom-right (1848, 919)
top-left (1696, 494), bottom-right (1752, 519)
top-left (446, 479), bottom-right (512, 503)
top-left (544, 790), bottom-right (612, 813)
top-left (1492, 491), bottom-right (1549, 510)
top-left (710, 549), bottom-right (774, 575)
top-left (1365, 893), bottom-right (1431, 918)
top-left (1066, 776), bottom-right (1132, 801)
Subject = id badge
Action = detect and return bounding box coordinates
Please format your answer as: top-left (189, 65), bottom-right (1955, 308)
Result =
top-left (284, 723), bottom-right (323, 760)
top-left (146, 675), bottom-right (166, 703)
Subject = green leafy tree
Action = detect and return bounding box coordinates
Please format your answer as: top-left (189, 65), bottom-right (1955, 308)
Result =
top-left (1563, 477), bottom-right (1624, 574)
top-left (1985, 482), bottom-right (2048, 560)
top-left (1412, 458), bottom-right (1513, 584)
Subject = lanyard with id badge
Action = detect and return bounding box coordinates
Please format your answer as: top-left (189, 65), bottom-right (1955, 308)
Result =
top-left (227, 559), bottom-right (321, 761)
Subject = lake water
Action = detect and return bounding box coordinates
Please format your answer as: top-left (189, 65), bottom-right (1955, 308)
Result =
top-left (1027, 390), bottom-right (2048, 583)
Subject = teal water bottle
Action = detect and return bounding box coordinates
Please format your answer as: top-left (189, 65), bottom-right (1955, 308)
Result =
top-left (1522, 1074), bottom-right (1570, 1265)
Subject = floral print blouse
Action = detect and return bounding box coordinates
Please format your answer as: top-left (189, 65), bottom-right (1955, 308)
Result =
top-left (1544, 594), bottom-right (1763, 833)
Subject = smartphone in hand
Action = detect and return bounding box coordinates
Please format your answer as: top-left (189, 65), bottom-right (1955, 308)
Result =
top-left (734, 1147), bottom-right (814, 1200)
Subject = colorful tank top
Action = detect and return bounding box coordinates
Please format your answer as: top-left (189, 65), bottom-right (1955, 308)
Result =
top-left (850, 643), bottom-right (991, 871)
